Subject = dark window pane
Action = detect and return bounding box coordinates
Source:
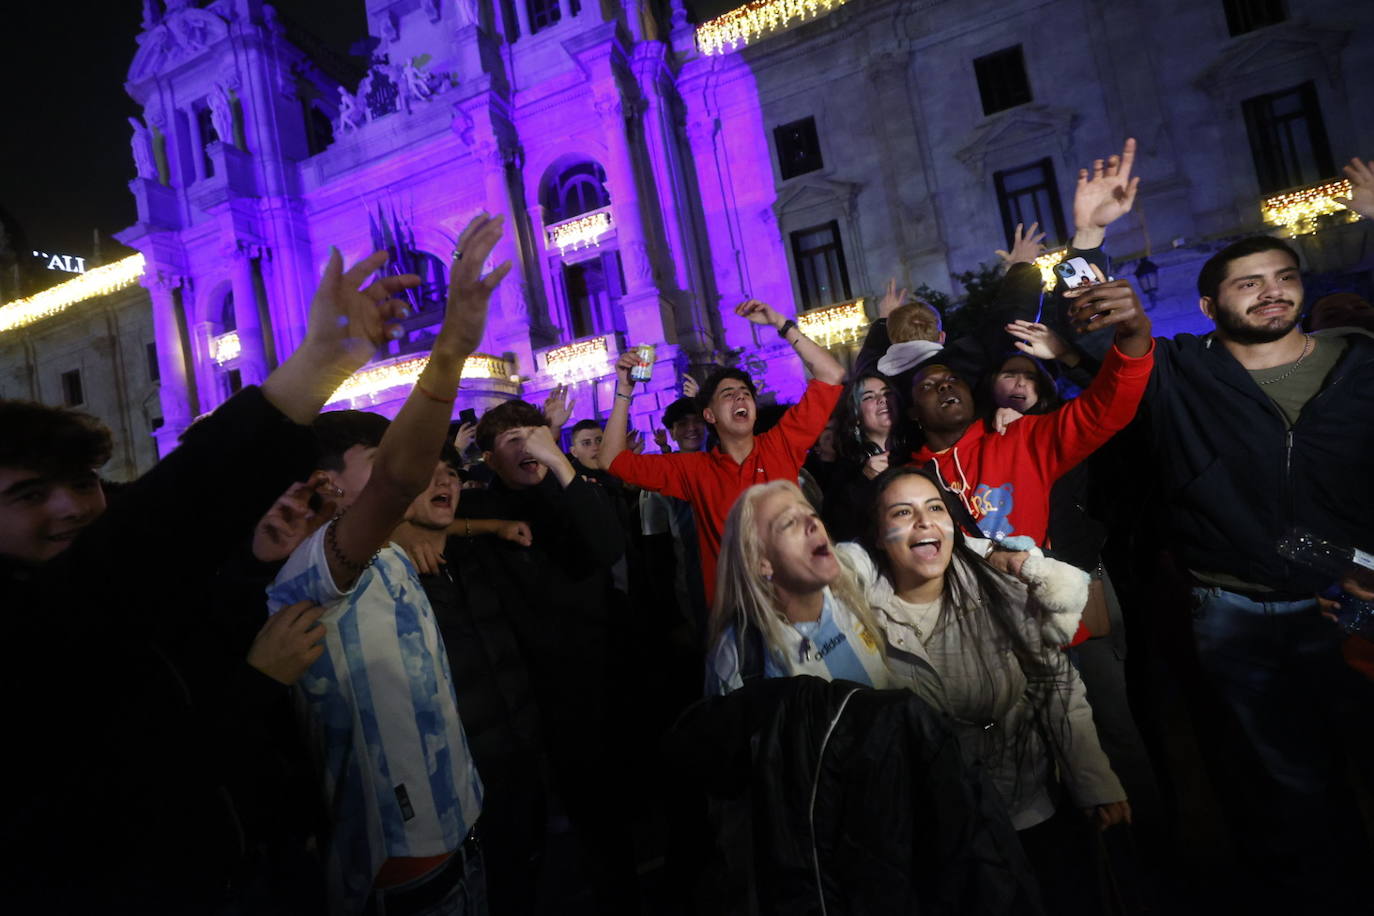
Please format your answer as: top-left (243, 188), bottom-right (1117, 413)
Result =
top-left (227, 369), bottom-right (243, 394)
top-left (790, 221), bottom-right (852, 312)
top-left (220, 291), bottom-right (237, 332)
top-left (528, 0), bottom-right (560, 33)
top-left (1242, 81), bottom-right (1334, 193)
top-left (1223, 0), bottom-right (1285, 36)
top-left (304, 102), bottom-right (334, 156)
top-left (974, 46), bottom-right (1032, 116)
top-left (774, 117), bottom-right (824, 180)
top-left (61, 369), bottom-right (84, 406)
top-left (544, 161), bottom-right (610, 222)
top-left (146, 341), bottom-right (160, 383)
top-left (993, 158), bottom-right (1067, 247)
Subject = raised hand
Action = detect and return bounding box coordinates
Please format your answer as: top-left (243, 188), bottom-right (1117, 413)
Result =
top-left (736, 298), bottom-right (784, 329)
top-left (1337, 157), bottom-right (1374, 220)
top-left (653, 428), bottom-right (671, 453)
top-left (522, 424), bottom-right (567, 469)
top-left (304, 249), bottom-right (420, 376)
top-left (1063, 277), bottom-right (1152, 356)
top-left (435, 213), bottom-right (512, 360)
top-left (627, 428), bottom-right (646, 454)
top-left (682, 374), bottom-right (700, 399)
top-left (453, 421), bottom-right (477, 455)
top-left (1005, 320), bottom-right (1071, 362)
top-left (251, 472), bottom-right (339, 563)
top-left (878, 278), bottom-right (910, 319)
top-left (614, 351), bottom-right (638, 390)
top-left (247, 600), bottom-right (327, 685)
top-left (995, 222), bottom-right (1047, 268)
top-left (1073, 138), bottom-right (1140, 247)
top-left (1085, 800), bottom-right (1133, 832)
top-left (543, 383), bottom-right (574, 429)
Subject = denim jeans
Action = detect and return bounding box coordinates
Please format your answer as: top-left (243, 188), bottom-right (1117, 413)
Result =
top-left (1188, 586), bottom-right (1371, 908)
top-left (367, 843), bottom-right (487, 916)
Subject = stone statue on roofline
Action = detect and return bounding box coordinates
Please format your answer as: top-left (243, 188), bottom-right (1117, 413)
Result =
top-left (338, 88), bottom-right (360, 133)
top-left (403, 60), bottom-right (433, 102)
top-left (208, 85), bottom-right (234, 144)
top-left (129, 117), bottom-right (158, 180)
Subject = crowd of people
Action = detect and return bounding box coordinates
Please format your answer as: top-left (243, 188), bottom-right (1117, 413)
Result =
top-left (3, 143), bottom-right (1373, 916)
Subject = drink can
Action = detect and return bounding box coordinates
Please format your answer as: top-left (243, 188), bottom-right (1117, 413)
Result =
top-left (630, 343), bottom-right (656, 382)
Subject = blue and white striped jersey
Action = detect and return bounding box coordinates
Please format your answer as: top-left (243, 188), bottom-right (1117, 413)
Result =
top-left (267, 522), bottom-right (483, 916)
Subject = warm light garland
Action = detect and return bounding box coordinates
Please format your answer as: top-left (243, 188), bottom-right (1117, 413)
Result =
top-left (0, 253), bottom-right (146, 333)
top-left (326, 352), bottom-right (510, 404)
top-left (1033, 248), bottom-right (1067, 291)
top-left (1261, 178), bottom-right (1359, 235)
top-left (796, 298), bottom-right (867, 347)
top-left (546, 211), bottom-right (612, 254)
top-left (211, 331), bottom-right (241, 365)
top-left (696, 0), bottom-right (853, 55)
top-left (542, 335), bottom-right (612, 383)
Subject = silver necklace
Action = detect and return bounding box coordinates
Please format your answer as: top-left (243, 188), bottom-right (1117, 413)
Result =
top-left (1255, 335), bottom-right (1313, 386)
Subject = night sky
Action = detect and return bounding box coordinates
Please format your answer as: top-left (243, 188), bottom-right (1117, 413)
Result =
top-left (0, 0), bottom-right (725, 274)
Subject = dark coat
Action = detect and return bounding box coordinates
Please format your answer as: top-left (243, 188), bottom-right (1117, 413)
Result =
top-left (2, 386), bottom-right (316, 911)
top-left (1140, 329), bottom-right (1374, 592)
top-left (669, 676), bottom-right (1045, 916)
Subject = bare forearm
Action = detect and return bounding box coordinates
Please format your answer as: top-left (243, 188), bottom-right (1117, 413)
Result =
top-left (374, 353), bottom-right (466, 495)
top-left (1072, 227), bottom-right (1106, 250)
top-left (601, 378), bottom-right (634, 468)
top-left (781, 322), bottom-right (845, 384)
top-left (261, 342), bottom-right (352, 426)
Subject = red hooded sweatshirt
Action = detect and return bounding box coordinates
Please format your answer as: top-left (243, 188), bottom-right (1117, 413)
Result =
top-left (912, 342), bottom-right (1154, 645)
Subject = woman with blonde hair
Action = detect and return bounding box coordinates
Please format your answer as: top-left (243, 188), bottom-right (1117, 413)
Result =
top-left (706, 479), bottom-right (938, 700)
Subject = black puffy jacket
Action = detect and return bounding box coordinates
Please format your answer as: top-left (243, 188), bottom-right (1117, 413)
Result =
top-left (670, 676), bottom-right (1044, 916)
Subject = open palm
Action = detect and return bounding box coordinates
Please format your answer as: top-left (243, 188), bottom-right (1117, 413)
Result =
top-left (1074, 137), bottom-right (1140, 231)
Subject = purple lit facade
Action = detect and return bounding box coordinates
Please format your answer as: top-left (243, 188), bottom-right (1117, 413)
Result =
top-left (116, 0), bottom-right (1374, 456)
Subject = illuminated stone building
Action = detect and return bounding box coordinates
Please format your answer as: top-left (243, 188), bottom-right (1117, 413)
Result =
top-left (3, 0), bottom-right (1370, 467)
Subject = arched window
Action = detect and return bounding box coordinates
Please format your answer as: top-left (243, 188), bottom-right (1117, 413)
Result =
top-left (542, 161), bottom-right (610, 222)
top-left (220, 290), bottom-right (237, 332)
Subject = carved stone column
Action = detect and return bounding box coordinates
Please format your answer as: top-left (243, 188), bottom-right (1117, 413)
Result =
top-left (594, 93), bottom-right (668, 349)
top-left (228, 243), bottom-right (270, 386)
top-left (473, 140), bottom-right (534, 375)
top-left (145, 272), bottom-right (197, 455)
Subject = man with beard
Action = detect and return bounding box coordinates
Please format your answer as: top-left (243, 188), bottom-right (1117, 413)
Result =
top-left (1137, 233), bottom-right (1374, 910)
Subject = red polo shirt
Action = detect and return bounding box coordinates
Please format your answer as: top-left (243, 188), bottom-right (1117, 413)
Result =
top-left (609, 378), bottom-right (843, 605)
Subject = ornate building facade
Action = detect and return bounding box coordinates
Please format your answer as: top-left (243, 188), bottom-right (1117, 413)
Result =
top-left (2, 0), bottom-right (1370, 472)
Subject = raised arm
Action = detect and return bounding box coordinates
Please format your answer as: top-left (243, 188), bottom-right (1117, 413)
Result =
top-left (737, 299), bottom-right (845, 385)
top-left (600, 350), bottom-right (639, 471)
top-left (327, 214), bottom-right (511, 588)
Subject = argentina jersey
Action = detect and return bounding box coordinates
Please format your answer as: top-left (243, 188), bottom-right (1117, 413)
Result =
top-left (709, 588), bottom-right (894, 694)
top-left (267, 522), bottom-right (483, 916)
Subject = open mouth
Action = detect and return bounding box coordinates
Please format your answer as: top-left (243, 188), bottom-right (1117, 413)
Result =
top-left (430, 492), bottom-right (452, 508)
top-left (519, 458), bottom-right (541, 472)
top-left (811, 542), bottom-right (832, 559)
top-left (909, 537), bottom-right (941, 560)
top-left (1249, 300), bottom-right (1293, 317)
top-left (1005, 393), bottom-right (1028, 405)
top-left (732, 406), bottom-right (749, 419)
top-left (939, 395), bottom-right (962, 408)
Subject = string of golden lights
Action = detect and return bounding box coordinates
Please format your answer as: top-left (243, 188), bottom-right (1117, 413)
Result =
top-left (326, 353), bottom-right (510, 404)
top-left (0, 254), bottom-right (146, 333)
top-left (696, 0), bottom-right (853, 55)
top-left (1261, 178), bottom-right (1359, 235)
top-left (796, 297), bottom-right (867, 347)
top-left (547, 211), bottom-right (613, 254)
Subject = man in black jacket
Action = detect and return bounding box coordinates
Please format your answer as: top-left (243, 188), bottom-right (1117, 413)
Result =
top-left (1, 246), bottom-right (420, 912)
top-left (459, 400), bottom-right (639, 914)
top-left (1133, 233), bottom-right (1374, 908)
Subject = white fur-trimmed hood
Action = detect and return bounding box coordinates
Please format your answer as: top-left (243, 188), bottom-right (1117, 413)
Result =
top-left (965, 537), bottom-right (1090, 646)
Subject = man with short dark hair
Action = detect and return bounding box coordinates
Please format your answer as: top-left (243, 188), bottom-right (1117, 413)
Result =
top-left (1136, 226), bottom-right (1374, 907)
top-left (0, 401), bottom-right (111, 565)
top-left (600, 298), bottom-right (846, 603)
top-left (567, 418), bottom-right (604, 471)
top-left (461, 398), bottom-right (639, 914)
